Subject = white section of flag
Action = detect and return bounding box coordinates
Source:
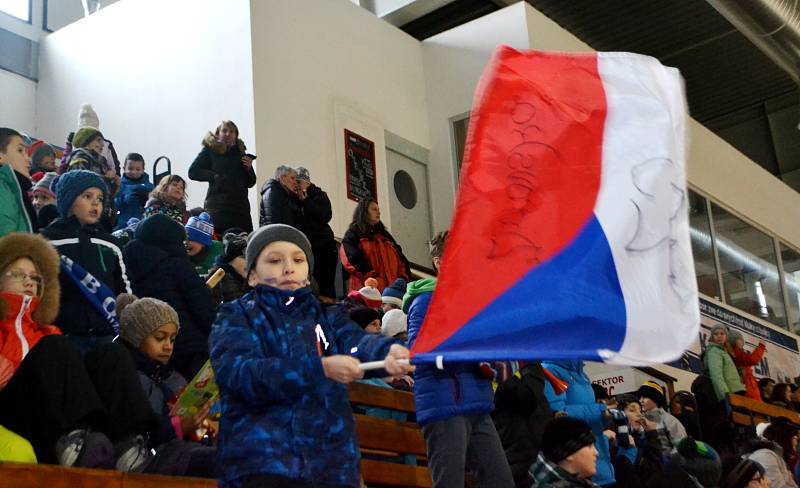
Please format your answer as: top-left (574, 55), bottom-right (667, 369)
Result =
top-left (593, 52), bottom-right (699, 364)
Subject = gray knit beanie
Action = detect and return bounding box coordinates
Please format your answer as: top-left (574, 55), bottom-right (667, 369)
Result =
top-left (117, 293), bottom-right (180, 348)
top-left (246, 224), bottom-right (313, 277)
top-left (727, 329), bottom-right (743, 347)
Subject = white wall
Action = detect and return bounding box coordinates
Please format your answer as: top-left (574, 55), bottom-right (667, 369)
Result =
top-left (0, 69), bottom-right (37, 135)
top-left (421, 2), bottom-right (531, 232)
top-left (36, 0), bottom-right (256, 211)
top-left (249, 0), bottom-right (429, 236)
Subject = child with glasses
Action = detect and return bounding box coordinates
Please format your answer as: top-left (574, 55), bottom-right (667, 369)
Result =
top-left (0, 232), bottom-right (161, 470)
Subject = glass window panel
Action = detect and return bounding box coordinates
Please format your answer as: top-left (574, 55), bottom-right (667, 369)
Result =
top-left (780, 243), bottom-right (800, 334)
top-left (451, 116), bottom-right (469, 176)
top-left (711, 203), bottom-right (786, 327)
top-left (688, 190), bottom-right (720, 299)
top-left (0, 0), bottom-right (30, 21)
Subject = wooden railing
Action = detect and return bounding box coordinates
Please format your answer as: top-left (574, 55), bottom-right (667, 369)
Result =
top-left (729, 393), bottom-right (800, 427)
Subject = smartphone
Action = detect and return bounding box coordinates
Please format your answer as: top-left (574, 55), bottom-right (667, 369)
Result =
top-left (245, 153), bottom-right (257, 160)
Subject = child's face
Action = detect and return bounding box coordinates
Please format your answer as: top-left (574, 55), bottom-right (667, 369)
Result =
top-left (364, 319), bottom-right (381, 334)
top-left (166, 180), bottom-right (185, 201)
top-left (37, 155), bottom-right (56, 172)
top-left (639, 397), bottom-right (657, 413)
top-left (124, 160), bottom-right (144, 180)
top-left (625, 401), bottom-right (642, 423)
top-left (139, 322), bottom-right (178, 364)
top-left (87, 136), bottom-right (104, 155)
top-left (0, 136), bottom-right (31, 178)
top-left (185, 240), bottom-right (205, 257)
top-left (33, 192), bottom-right (56, 212)
top-left (0, 257), bottom-right (41, 298)
top-left (247, 241), bottom-right (309, 290)
top-left (70, 188), bottom-right (104, 225)
top-left (382, 303), bottom-right (399, 313)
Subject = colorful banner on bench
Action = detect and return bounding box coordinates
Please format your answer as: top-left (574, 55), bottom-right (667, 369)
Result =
top-left (410, 46), bottom-right (698, 366)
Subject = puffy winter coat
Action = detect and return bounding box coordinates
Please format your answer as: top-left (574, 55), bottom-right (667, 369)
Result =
top-left (114, 173), bottom-right (154, 230)
top-left (259, 179), bottom-right (299, 227)
top-left (542, 360), bottom-right (614, 487)
top-left (209, 285), bottom-right (396, 487)
top-left (188, 133), bottom-right (256, 232)
top-left (0, 293), bottom-right (61, 375)
top-left (703, 343), bottom-right (746, 401)
top-left (405, 281), bottom-right (495, 425)
top-left (0, 164), bottom-right (34, 236)
top-left (295, 184), bottom-right (335, 244)
top-left (731, 343), bottom-right (766, 401)
top-left (40, 216), bottom-right (131, 337)
top-left (341, 224), bottom-right (410, 292)
top-left (123, 239), bottom-right (216, 356)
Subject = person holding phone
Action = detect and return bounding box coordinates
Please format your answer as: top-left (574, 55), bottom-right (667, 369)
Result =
top-left (188, 121), bottom-right (256, 234)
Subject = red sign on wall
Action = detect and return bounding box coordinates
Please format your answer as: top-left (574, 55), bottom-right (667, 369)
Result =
top-left (344, 129), bottom-right (377, 202)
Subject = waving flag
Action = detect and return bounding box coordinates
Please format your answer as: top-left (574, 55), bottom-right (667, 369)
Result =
top-left (411, 46), bottom-right (698, 366)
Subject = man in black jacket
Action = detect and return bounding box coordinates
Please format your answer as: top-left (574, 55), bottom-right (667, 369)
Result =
top-left (294, 167), bottom-right (338, 298)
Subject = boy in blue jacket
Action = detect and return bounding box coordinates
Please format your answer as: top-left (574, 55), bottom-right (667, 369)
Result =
top-left (404, 231), bottom-right (513, 488)
top-left (209, 224), bottom-right (414, 488)
top-left (114, 153), bottom-right (153, 231)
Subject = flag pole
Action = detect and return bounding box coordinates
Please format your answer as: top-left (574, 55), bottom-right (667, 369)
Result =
top-left (358, 358), bottom-right (410, 371)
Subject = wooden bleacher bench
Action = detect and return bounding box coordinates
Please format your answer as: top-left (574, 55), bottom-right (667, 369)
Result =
top-left (349, 382), bottom-right (432, 488)
top-left (729, 393), bottom-right (800, 427)
top-left (0, 462), bottom-right (217, 488)
top-left (0, 382), bottom-right (431, 488)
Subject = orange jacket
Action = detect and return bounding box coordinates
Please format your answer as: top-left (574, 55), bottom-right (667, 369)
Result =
top-left (0, 292), bottom-right (61, 375)
top-left (731, 342), bottom-right (766, 401)
top-left (341, 228), bottom-right (410, 292)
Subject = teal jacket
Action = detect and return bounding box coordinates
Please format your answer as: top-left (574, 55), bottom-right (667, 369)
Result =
top-left (0, 164), bottom-right (33, 236)
top-left (704, 343), bottom-right (745, 401)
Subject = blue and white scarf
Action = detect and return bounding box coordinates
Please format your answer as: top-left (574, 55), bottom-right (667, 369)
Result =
top-left (60, 255), bottom-right (119, 334)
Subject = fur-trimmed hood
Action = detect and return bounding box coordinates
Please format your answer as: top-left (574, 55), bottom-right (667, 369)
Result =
top-left (0, 233), bottom-right (60, 325)
top-left (202, 131), bottom-right (246, 155)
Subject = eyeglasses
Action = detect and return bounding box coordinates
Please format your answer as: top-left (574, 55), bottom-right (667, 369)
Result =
top-left (3, 270), bottom-right (43, 287)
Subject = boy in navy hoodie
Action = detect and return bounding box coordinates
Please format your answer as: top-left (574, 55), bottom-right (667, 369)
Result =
top-left (41, 170), bottom-right (131, 354)
top-left (209, 224), bottom-right (414, 487)
top-left (115, 153), bottom-right (153, 231)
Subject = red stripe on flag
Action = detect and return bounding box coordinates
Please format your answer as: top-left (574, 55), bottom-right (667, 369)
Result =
top-left (411, 47), bottom-right (606, 358)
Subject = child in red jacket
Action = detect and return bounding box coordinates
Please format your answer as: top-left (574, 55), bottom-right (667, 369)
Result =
top-left (727, 330), bottom-right (766, 401)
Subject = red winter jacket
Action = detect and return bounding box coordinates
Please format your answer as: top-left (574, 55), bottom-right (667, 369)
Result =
top-left (0, 292), bottom-right (61, 375)
top-left (732, 342), bottom-right (766, 401)
top-left (341, 226), bottom-right (410, 292)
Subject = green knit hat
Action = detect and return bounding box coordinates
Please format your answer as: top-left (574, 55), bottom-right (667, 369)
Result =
top-left (72, 127), bottom-right (103, 149)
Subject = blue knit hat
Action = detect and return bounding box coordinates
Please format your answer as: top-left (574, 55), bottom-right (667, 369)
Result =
top-left (185, 212), bottom-right (214, 247)
top-left (382, 278), bottom-right (406, 308)
top-left (55, 170), bottom-right (107, 217)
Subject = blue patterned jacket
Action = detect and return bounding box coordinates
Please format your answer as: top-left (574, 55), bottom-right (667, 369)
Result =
top-left (209, 285), bottom-right (396, 487)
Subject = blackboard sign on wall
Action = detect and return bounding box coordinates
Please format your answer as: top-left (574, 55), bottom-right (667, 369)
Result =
top-left (344, 129), bottom-right (377, 202)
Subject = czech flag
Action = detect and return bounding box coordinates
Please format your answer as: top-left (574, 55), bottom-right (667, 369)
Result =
top-left (411, 46), bottom-right (699, 366)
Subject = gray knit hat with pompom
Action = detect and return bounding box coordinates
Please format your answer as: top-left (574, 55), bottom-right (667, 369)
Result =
top-left (116, 293), bottom-right (179, 347)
